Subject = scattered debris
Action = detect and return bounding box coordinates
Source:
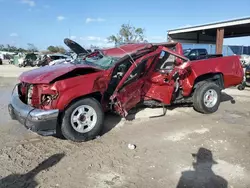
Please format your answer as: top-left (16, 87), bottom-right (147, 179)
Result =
top-left (128, 144), bottom-right (136, 150)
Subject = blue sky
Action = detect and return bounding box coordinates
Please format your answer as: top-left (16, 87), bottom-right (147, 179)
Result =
top-left (1, 0), bottom-right (250, 50)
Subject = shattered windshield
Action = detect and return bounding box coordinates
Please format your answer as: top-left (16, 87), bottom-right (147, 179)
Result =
top-left (73, 55), bottom-right (119, 70)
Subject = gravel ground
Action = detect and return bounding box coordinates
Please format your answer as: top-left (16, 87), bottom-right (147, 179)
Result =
top-left (0, 61), bottom-right (36, 78)
top-left (0, 74), bottom-right (250, 188)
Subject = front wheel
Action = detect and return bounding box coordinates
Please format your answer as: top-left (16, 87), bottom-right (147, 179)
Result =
top-left (61, 98), bottom-right (104, 142)
top-left (193, 82), bottom-right (221, 114)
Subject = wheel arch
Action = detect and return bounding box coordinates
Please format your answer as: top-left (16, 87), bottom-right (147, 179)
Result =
top-left (193, 72), bottom-right (224, 90)
top-left (63, 91), bottom-right (103, 111)
top-left (56, 91), bottom-right (103, 138)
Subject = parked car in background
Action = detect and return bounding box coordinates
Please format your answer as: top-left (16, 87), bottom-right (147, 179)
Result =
top-left (48, 38), bottom-right (101, 66)
top-left (34, 53), bottom-right (71, 67)
top-left (17, 52), bottom-right (38, 67)
top-left (240, 54), bottom-right (250, 66)
top-left (8, 42), bottom-right (243, 142)
top-left (245, 64), bottom-right (250, 86)
top-left (0, 53), bottom-right (3, 65)
top-left (184, 48), bottom-right (222, 61)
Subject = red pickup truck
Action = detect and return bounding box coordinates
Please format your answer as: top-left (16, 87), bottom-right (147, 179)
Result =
top-left (8, 41), bottom-right (244, 142)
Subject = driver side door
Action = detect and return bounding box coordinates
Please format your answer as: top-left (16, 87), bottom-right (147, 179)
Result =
top-left (110, 50), bottom-right (161, 117)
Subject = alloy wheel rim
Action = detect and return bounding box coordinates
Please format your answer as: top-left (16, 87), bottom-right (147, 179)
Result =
top-left (203, 89), bottom-right (218, 108)
top-left (70, 105), bottom-right (97, 133)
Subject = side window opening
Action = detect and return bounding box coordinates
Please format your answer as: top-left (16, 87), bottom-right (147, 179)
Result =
top-left (155, 51), bottom-right (175, 71)
top-left (198, 49), bottom-right (207, 56)
top-left (124, 59), bottom-right (148, 85)
top-left (106, 58), bottom-right (134, 97)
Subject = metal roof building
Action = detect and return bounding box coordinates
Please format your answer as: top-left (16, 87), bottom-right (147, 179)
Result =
top-left (167, 17), bottom-right (250, 54)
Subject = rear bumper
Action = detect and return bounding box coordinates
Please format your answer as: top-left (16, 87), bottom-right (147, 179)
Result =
top-left (8, 84), bottom-right (59, 136)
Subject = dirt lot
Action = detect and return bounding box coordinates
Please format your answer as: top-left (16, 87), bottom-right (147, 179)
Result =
top-left (0, 62), bottom-right (35, 78)
top-left (0, 66), bottom-right (250, 188)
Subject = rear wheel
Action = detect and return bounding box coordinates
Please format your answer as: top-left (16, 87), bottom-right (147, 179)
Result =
top-left (61, 98), bottom-right (104, 142)
top-left (193, 82), bottom-right (221, 114)
top-left (237, 83), bottom-right (245, 90)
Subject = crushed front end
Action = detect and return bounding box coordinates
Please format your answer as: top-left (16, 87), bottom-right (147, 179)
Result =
top-left (8, 82), bottom-right (59, 136)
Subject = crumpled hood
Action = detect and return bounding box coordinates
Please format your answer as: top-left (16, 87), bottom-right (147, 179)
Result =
top-left (19, 64), bottom-right (102, 84)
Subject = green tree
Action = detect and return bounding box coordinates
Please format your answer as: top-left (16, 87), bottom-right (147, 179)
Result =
top-left (57, 46), bottom-right (66, 53)
top-left (107, 23), bottom-right (146, 45)
top-left (47, 46), bottom-right (66, 53)
top-left (27, 43), bottom-right (38, 52)
top-left (47, 46), bottom-right (57, 53)
top-left (17, 48), bottom-right (27, 52)
top-left (1, 44), bottom-right (19, 52)
top-left (0, 44), bottom-right (4, 51)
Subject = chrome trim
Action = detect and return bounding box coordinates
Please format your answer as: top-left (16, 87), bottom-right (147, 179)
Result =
top-left (29, 109), bottom-right (59, 121)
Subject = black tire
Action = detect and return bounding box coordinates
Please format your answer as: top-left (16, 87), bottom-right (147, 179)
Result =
top-left (246, 82), bottom-right (250, 87)
top-left (237, 84), bottom-right (245, 90)
top-left (61, 98), bottom-right (104, 142)
top-left (193, 82), bottom-right (221, 114)
top-left (30, 62), bottom-right (35, 67)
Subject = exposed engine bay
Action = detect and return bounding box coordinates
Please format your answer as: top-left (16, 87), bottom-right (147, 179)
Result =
top-left (19, 83), bottom-right (58, 109)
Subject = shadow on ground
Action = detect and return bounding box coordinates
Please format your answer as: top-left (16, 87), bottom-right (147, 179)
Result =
top-left (221, 92), bottom-right (236, 104)
top-left (56, 92), bottom-right (236, 139)
top-left (176, 147), bottom-right (228, 188)
top-left (101, 111), bottom-right (122, 136)
top-left (0, 153), bottom-right (65, 188)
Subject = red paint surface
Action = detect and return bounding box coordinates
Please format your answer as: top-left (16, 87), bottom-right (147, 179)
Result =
top-left (19, 63), bottom-right (102, 84)
top-left (19, 43), bottom-right (244, 116)
top-left (102, 43), bottom-right (153, 57)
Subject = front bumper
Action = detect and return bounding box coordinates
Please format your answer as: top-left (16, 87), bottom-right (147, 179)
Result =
top-left (8, 84), bottom-right (59, 136)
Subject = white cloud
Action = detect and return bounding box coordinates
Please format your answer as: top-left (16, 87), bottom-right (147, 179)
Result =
top-left (57, 16), bottom-right (65, 21)
top-left (87, 36), bottom-right (102, 41)
top-left (85, 17), bottom-right (105, 24)
top-left (70, 36), bottom-right (76, 40)
top-left (21, 0), bottom-right (35, 7)
top-left (80, 36), bottom-right (113, 48)
top-left (10, 33), bottom-right (18, 37)
top-left (80, 36), bottom-right (104, 41)
top-left (95, 42), bottom-right (114, 48)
